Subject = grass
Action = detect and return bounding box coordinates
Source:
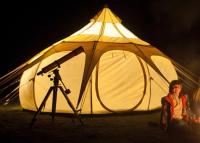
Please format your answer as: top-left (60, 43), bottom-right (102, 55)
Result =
top-left (0, 102), bottom-right (200, 143)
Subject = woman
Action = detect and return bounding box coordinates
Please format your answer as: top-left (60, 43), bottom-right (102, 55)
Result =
top-left (160, 80), bottom-right (190, 131)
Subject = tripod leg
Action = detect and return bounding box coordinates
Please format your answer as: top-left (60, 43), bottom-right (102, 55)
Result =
top-left (52, 86), bottom-right (58, 121)
top-left (30, 87), bottom-right (53, 126)
top-left (59, 86), bottom-right (84, 125)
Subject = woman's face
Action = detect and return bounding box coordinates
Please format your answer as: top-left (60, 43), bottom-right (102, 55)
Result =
top-left (172, 84), bottom-right (182, 95)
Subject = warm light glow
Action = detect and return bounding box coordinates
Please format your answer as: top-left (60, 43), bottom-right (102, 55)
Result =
top-left (71, 22), bottom-right (94, 36)
top-left (27, 53), bottom-right (43, 64)
top-left (103, 23), bottom-right (122, 37)
top-left (82, 22), bottom-right (102, 35)
top-left (116, 23), bottom-right (138, 38)
top-left (151, 56), bottom-right (178, 81)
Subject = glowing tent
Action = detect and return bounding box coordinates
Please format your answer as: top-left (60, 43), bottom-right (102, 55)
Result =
top-left (1, 6), bottom-right (198, 114)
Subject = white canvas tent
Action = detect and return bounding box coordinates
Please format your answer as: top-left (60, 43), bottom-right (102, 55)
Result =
top-left (0, 6), bottom-right (199, 114)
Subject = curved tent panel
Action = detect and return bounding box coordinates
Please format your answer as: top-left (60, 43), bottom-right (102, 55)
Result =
top-left (77, 67), bottom-right (106, 114)
top-left (141, 60), bottom-right (175, 110)
top-left (19, 63), bottom-right (40, 110)
top-left (151, 56), bottom-right (178, 82)
top-left (96, 50), bottom-right (145, 112)
top-left (139, 56), bottom-right (178, 110)
top-left (118, 54), bottom-right (177, 111)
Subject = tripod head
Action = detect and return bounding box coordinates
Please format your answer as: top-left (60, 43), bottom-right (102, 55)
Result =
top-left (47, 69), bottom-right (71, 94)
top-left (52, 69), bottom-right (61, 86)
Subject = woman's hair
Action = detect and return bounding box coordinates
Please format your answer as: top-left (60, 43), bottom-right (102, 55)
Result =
top-left (169, 80), bottom-right (182, 93)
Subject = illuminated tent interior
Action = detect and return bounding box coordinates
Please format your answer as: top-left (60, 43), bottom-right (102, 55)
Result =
top-left (0, 6), bottom-right (199, 114)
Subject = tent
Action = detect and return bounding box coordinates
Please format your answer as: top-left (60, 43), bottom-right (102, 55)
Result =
top-left (0, 6), bottom-right (199, 114)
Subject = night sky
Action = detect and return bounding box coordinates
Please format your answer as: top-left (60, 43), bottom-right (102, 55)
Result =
top-left (0, 1), bottom-right (199, 77)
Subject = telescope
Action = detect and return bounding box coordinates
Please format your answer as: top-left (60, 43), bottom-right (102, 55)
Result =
top-left (30, 46), bottom-right (84, 126)
top-left (37, 46), bottom-right (84, 76)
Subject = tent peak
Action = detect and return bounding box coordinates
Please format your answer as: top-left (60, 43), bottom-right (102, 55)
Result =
top-left (64, 6), bottom-right (150, 45)
top-left (91, 6), bottom-right (121, 23)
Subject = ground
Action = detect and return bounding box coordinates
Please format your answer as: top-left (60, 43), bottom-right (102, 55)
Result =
top-left (0, 102), bottom-right (200, 143)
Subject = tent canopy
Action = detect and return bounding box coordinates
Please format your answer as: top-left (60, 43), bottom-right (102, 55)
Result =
top-left (0, 6), bottom-right (199, 114)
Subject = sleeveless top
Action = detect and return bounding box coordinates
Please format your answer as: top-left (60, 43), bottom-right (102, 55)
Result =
top-left (164, 93), bottom-right (188, 121)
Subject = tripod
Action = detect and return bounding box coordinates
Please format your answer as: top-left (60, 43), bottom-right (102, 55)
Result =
top-left (30, 69), bottom-right (83, 126)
